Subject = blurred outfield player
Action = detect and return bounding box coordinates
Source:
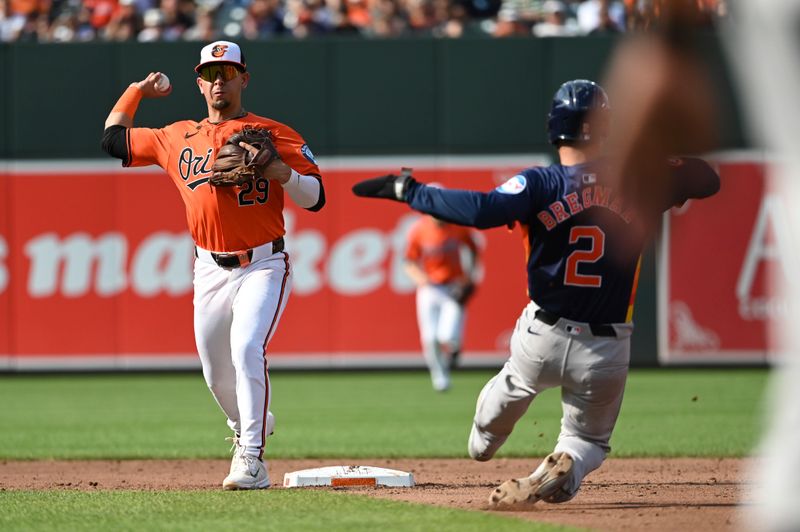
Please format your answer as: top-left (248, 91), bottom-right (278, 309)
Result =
top-left (101, 41), bottom-right (325, 490)
top-left (404, 206), bottom-right (481, 391)
top-left (353, 78), bottom-right (719, 507)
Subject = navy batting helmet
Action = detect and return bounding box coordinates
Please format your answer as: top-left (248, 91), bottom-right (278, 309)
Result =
top-left (547, 79), bottom-right (610, 146)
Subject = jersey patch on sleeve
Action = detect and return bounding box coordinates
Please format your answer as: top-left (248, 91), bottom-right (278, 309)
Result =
top-left (495, 175), bottom-right (527, 195)
top-left (301, 144), bottom-right (317, 165)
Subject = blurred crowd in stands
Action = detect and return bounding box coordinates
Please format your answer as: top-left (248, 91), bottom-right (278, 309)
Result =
top-left (0, 0), bottom-right (727, 42)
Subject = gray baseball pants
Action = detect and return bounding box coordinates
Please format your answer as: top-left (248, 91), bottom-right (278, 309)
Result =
top-left (469, 301), bottom-right (632, 498)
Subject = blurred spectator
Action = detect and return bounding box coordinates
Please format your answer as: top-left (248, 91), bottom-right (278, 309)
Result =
top-left (368, 0), bottom-right (408, 36)
top-left (494, 0), bottom-right (544, 36)
top-left (282, 0), bottom-right (335, 38)
top-left (103, 0), bottom-right (141, 40)
top-left (621, 0), bottom-right (642, 30)
top-left (10, 0), bottom-right (51, 17)
top-left (13, 10), bottom-right (48, 41)
top-left (344, 0), bottom-right (370, 30)
top-left (324, 0), bottom-right (358, 33)
top-left (459, 0), bottom-right (500, 19)
top-left (137, 5), bottom-right (163, 40)
top-left (0, 0), bottom-right (730, 41)
top-left (85, 0), bottom-right (118, 31)
top-left (184, 5), bottom-right (218, 40)
top-left (242, 0), bottom-right (286, 38)
top-left (159, 0), bottom-right (193, 40)
top-left (576, 0), bottom-right (624, 34)
top-left (428, 0), bottom-right (449, 31)
top-left (48, 9), bottom-right (79, 40)
top-left (0, 0), bottom-right (27, 41)
top-left (72, 4), bottom-right (98, 39)
top-left (404, 0), bottom-right (436, 32)
top-left (433, 0), bottom-right (469, 39)
top-left (131, 0), bottom-right (155, 12)
top-left (588, 0), bottom-right (621, 34)
top-left (532, 0), bottom-right (578, 36)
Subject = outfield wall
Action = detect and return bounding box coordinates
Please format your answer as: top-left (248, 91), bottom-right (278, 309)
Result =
top-left (0, 156), bottom-right (536, 370)
top-left (0, 153), bottom-right (772, 370)
top-left (0, 36), bottom-right (754, 369)
top-left (0, 35), bottom-right (743, 160)
top-left (658, 152), bottom-right (776, 365)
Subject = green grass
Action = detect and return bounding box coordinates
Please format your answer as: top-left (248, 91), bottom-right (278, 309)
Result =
top-left (0, 369), bottom-right (768, 460)
top-left (612, 369), bottom-right (769, 456)
top-left (0, 369), bottom-right (767, 532)
top-left (0, 490), bottom-right (579, 532)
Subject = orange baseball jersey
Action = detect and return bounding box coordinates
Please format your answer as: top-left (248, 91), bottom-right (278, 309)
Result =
top-left (125, 113), bottom-right (322, 252)
top-left (405, 216), bottom-right (479, 284)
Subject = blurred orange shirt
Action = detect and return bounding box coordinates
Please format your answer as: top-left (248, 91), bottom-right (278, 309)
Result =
top-left (10, 0), bottom-right (50, 15)
top-left (405, 216), bottom-right (479, 284)
top-left (126, 113), bottom-right (321, 252)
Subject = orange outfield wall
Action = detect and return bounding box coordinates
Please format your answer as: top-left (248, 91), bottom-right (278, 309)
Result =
top-left (0, 162), bottom-right (530, 368)
top-left (1, 157), bottom-right (770, 369)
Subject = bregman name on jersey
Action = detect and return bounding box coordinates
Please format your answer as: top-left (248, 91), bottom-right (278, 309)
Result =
top-left (536, 185), bottom-right (636, 231)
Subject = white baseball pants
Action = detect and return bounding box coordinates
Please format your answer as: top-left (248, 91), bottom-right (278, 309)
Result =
top-left (416, 282), bottom-right (466, 391)
top-left (469, 301), bottom-right (632, 499)
top-left (193, 245), bottom-right (291, 459)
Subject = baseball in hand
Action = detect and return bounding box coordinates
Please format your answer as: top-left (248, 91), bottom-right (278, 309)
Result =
top-left (155, 73), bottom-right (171, 92)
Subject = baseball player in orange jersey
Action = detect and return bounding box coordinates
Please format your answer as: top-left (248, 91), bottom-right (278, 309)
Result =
top-left (404, 214), bottom-right (480, 391)
top-left (101, 41), bottom-right (325, 490)
top-left (405, 216), bottom-right (478, 392)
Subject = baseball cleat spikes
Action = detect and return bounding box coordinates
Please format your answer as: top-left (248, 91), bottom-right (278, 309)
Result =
top-left (487, 451), bottom-right (574, 509)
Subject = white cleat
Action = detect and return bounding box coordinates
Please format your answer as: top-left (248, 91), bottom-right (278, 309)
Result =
top-left (222, 412), bottom-right (274, 490)
top-left (223, 454), bottom-right (270, 490)
top-left (433, 381), bottom-right (451, 393)
top-left (488, 451), bottom-right (574, 509)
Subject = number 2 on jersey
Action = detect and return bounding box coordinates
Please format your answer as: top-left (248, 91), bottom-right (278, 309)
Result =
top-left (564, 226), bottom-right (605, 287)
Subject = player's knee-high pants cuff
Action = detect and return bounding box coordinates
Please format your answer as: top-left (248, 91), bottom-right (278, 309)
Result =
top-left (553, 436), bottom-right (607, 498)
top-left (468, 423), bottom-right (508, 461)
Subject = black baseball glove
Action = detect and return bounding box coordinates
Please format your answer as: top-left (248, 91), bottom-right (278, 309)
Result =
top-left (210, 126), bottom-right (279, 187)
top-left (448, 281), bottom-right (476, 306)
top-left (352, 167), bottom-right (416, 202)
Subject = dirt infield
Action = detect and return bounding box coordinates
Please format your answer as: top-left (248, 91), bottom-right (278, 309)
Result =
top-left (0, 457), bottom-right (750, 531)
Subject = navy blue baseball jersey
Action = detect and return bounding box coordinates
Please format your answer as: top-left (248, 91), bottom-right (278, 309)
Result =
top-left (405, 158), bottom-right (719, 324)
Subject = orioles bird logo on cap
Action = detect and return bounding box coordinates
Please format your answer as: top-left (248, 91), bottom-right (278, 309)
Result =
top-left (211, 44), bottom-right (229, 58)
